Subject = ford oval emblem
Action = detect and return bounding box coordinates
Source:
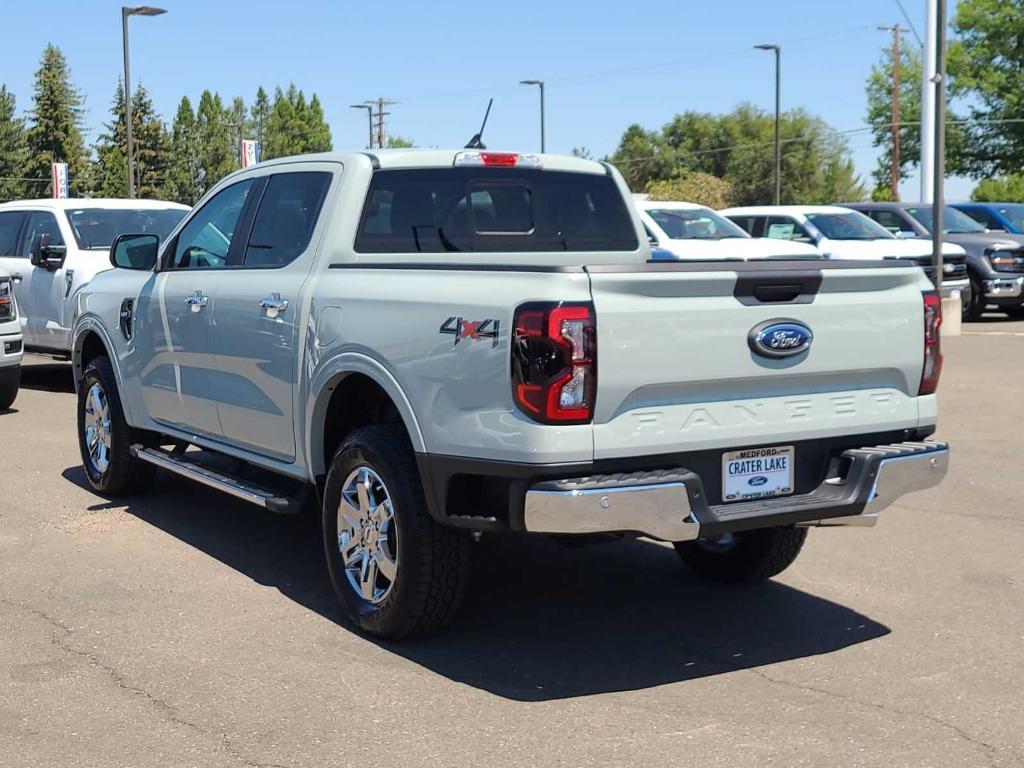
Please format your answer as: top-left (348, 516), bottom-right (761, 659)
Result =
top-left (748, 319), bottom-right (813, 359)
top-left (748, 476), bottom-right (768, 486)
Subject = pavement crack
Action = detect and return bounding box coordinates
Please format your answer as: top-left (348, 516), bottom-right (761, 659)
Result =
top-left (1, 598), bottom-right (289, 768)
top-left (748, 666), bottom-right (1005, 766)
top-left (673, 639), bottom-right (1007, 766)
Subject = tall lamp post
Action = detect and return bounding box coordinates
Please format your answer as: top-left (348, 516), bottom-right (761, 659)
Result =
top-left (350, 104), bottom-right (374, 148)
top-left (754, 43), bottom-right (781, 205)
top-left (122, 5), bottom-right (166, 199)
top-left (519, 79), bottom-right (545, 153)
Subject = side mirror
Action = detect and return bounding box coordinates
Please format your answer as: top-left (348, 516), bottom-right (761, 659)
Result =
top-left (30, 233), bottom-right (67, 270)
top-left (110, 233), bottom-right (160, 271)
top-left (793, 235), bottom-right (816, 244)
top-left (647, 233), bottom-right (658, 246)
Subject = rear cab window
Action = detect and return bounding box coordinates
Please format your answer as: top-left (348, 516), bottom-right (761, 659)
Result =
top-left (354, 168), bottom-right (638, 253)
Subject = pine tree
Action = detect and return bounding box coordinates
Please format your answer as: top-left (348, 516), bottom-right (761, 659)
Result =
top-left (306, 94), bottom-right (332, 153)
top-left (229, 95), bottom-right (248, 156)
top-left (26, 44), bottom-right (88, 197)
top-left (0, 85), bottom-right (28, 202)
top-left (93, 81), bottom-right (169, 198)
top-left (195, 90), bottom-right (235, 193)
top-left (264, 84), bottom-right (332, 159)
top-left (250, 86), bottom-right (271, 152)
top-left (164, 96), bottom-right (202, 205)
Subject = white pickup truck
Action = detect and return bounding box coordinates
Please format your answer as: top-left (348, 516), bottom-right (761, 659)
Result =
top-left (70, 150), bottom-right (949, 638)
top-left (0, 268), bottom-right (22, 409)
top-left (0, 198), bottom-right (188, 357)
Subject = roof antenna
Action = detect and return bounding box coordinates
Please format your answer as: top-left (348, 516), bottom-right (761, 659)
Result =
top-left (464, 98), bottom-right (493, 149)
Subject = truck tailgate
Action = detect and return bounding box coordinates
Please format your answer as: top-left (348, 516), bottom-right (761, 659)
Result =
top-left (587, 263), bottom-right (930, 460)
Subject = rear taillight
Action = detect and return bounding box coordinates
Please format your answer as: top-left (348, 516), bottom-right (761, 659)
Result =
top-left (512, 303), bottom-right (596, 424)
top-left (919, 291), bottom-right (943, 395)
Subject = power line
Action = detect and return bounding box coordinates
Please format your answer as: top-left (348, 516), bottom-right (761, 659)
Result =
top-left (894, 0), bottom-right (924, 46)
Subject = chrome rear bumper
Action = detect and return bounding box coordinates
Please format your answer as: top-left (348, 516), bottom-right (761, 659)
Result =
top-left (523, 441), bottom-right (949, 541)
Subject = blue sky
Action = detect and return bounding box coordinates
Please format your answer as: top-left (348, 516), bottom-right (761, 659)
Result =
top-left (0, 0), bottom-right (971, 199)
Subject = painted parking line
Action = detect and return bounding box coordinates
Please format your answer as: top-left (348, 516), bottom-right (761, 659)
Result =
top-left (961, 331), bottom-right (1024, 337)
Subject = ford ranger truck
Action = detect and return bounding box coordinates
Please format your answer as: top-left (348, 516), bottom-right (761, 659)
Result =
top-left (70, 150), bottom-right (949, 639)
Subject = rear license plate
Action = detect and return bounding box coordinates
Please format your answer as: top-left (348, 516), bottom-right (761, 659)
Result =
top-left (722, 446), bottom-right (794, 502)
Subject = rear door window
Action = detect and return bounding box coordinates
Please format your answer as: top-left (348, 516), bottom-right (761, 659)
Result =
top-left (0, 212), bottom-right (26, 256)
top-left (354, 168), bottom-right (638, 253)
top-left (243, 171), bottom-right (331, 268)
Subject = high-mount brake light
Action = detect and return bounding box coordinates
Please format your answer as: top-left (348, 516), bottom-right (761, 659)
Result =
top-left (511, 303), bottom-right (596, 424)
top-left (919, 291), bottom-right (943, 396)
top-left (453, 151), bottom-right (542, 168)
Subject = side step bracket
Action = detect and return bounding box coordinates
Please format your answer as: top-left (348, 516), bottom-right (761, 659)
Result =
top-left (129, 444), bottom-right (308, 514)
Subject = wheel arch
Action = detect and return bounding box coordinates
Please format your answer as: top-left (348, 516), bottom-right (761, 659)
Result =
top-left (71, 319), bottom-right (121, 395)
top-left (306, 353), bottom-right (425, 482)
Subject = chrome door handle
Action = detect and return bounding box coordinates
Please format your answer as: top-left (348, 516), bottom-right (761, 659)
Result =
top-left (184, 291), bottom-right (209, 310)
top-left (258, 293), bottom-right (288, 315)
top-left (11, 273), bottom-right (22, 283)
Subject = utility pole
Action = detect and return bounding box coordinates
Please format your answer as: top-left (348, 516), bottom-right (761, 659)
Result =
top-left (879, 24), bottom-right (902, 201)
top-left (364, 98), bottom-right (397, 149)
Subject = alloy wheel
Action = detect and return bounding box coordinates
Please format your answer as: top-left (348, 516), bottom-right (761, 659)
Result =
top-left (337, 466), bottom-right (399, 604)
top-left (83, 382), bottom-right (112, 475)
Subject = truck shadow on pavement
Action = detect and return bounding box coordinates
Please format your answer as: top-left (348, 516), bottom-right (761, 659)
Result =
top-left (19, 361), bottom-right (75, 394)
top-left (63, 465), bottom-right (891, 702)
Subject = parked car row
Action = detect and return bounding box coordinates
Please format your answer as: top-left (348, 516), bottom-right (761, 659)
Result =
top-left (636, 196), bottom-right (1024, 321)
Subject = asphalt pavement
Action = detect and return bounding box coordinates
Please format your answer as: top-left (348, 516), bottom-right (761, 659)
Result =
top-left (1, 316), bottom-right (1022, 768)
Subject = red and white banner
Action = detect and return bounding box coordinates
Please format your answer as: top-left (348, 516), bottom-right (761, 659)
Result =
top-left (241, 140), bottom-right (260, 168)
top-left (51, 162), bottom-right (69, 199)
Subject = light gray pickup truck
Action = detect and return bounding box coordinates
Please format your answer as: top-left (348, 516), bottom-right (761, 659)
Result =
top-left (71, 149), bottom-right (949, 638)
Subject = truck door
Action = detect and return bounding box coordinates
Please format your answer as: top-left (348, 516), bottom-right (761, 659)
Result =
top-left (19, 210), bottom-right (69, 351)
top-left (134, 178), bottom-right (255, 438)
top-left (211, 167), bottom-right (334, 462)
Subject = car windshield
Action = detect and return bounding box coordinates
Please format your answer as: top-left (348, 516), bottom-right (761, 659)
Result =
top-left (65, 208), bottom-right (188, 249)
top-left (805, 212), bottom-right (893, 240)
top-left (995, 204), bottom-right (1024, 232)
top-left (645, 207), bottom-right (749, 240)
top-left (907, 206), bottom-right (986, 234)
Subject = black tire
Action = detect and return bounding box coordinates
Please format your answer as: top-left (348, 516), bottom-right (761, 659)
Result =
top-left (322, 424), bottom-right (470, 639)
top-left (0, 371), bottom-right (18, 410)
top-left (77, 356), bottom-right (155, 496)
top-left (674, 526), bottom-right (807, 583)
top-left (962, 273), bottom-right (986, 322)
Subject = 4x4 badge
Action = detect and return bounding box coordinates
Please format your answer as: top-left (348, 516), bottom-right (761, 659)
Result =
top-left (440, 316), bottom-right (499, 347)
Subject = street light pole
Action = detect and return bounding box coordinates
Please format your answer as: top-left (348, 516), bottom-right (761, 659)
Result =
top-left (350, 104), bottom-right (374, 148)
top-left (519, 80), bottom-right (545, 153)
top-left (931, 0), bottom-right (947, 290)
top-left (755, 44), bottom-right (781, 205)
top-left (121, 6), bottom-right (166, 199)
